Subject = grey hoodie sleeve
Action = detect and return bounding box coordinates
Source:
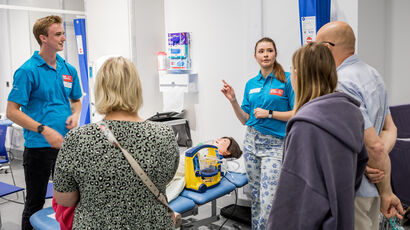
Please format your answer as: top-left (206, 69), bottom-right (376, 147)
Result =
top-left (355, 144), bottom-right (368, 191)
top-left (267, 122), bottom-right (330, 230)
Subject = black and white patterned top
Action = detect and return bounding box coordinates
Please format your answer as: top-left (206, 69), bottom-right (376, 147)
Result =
top-left (54, 120), bottom-right (179, 229)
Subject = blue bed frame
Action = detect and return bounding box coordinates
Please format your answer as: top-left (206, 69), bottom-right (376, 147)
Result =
top-left (30, 172), bottom-right (248, 230)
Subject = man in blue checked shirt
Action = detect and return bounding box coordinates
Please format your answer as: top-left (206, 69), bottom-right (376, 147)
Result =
top-left (317, 21), bottom-right (404, 230)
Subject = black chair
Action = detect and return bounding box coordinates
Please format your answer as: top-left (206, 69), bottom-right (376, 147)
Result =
top-left (390, 104), bottom-right (410, 139)
top-left (390, 139), bottom-right (410, 207)
top-left (389, 104), bottom-right (410, 207)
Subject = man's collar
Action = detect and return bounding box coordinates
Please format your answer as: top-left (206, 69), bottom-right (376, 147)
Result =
top-left (33, 51), bottom-right (47, 67)
top-left (33, 51), bottom-right (65, 69)
top-left (337, 54), bottom-right (359, 71)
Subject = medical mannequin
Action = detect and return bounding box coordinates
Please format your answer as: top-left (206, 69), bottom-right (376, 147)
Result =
top-left (201, 136), bottom-right (242, 159)
top-left (166, 136), bottom-right (243, 202)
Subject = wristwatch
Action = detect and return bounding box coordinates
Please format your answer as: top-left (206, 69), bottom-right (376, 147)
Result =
top-left (268, 110), bottom-right (273, 119)
top-left (37, 124), bottom-right (45, 134)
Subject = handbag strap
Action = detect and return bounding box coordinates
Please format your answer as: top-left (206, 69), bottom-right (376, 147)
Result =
top-left (97, 121), bottom-right (173, 212)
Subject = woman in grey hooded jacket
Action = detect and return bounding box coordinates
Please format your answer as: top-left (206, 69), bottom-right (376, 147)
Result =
top-left (267, 42), bottom-right (368, 230)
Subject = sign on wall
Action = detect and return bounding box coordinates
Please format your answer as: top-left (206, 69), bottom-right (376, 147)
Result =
top-left (299, 0), bottom-right (331, 45)
top-left (74, 18), bottom-right (90, 126)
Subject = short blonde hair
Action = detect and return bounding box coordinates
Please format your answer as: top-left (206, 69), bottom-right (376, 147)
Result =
top-left (95, 57), bottom-right (143, 114)
top-left (33, 15), bottom-right (63, 46)
top-left (292, 42), bottom-right (338, 112)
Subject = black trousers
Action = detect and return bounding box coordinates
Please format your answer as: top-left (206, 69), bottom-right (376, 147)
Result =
top-left (21, 147), bottom-right (58, 230)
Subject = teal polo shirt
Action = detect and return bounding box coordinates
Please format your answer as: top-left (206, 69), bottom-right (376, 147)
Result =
top-left (241, 71), bottom-right (294, 138)
top-left (8, 51), bottom-right (83, 148)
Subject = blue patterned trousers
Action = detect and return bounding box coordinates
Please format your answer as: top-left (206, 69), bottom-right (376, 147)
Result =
top-left (243, 126), bottom-right (284, 230)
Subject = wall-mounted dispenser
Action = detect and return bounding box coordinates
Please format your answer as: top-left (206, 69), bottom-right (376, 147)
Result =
top-left (159, 72), bottom-right (198, 112)
top-left (168, 32), bottom-right (191, 70)
top-left (159, 73), bottom-right (198, 93)
top-left (157, 32), bottom-right (197, 112)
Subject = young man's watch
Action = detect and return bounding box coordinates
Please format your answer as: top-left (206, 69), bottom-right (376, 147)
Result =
top-left (268, 110), bottom-right (273, 119)
top-left (37, 124), bottom-right (45, 134)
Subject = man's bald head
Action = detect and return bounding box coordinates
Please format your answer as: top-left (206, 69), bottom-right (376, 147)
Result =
top-left (316, 21), bottom-right (356, 54)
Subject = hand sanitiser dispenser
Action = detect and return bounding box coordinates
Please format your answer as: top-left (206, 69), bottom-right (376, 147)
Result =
top-left (185, 144), bottom-right (223, 193)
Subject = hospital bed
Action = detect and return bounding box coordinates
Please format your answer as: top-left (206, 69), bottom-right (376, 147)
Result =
top-left (179, 172), bottom-right (248, 229)
top-left (30, 172), bottom-right (248, 230)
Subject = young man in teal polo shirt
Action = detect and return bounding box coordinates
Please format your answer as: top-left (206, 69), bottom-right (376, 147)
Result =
top-left (6, 15), bottom-right (82, 230)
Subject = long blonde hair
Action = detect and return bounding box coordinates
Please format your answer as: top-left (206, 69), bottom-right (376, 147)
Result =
top-left (292, 42), bottom-right (338, 112)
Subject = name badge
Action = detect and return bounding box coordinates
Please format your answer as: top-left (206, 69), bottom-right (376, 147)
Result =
top-left (63, 75), bottom-right (72, 88)
top-left (270, 88), bottom-right (283, 96)
top-left (249, 88), bottom-right (261, 94)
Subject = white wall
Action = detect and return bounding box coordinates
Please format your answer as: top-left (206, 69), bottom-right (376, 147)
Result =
top-left (0, 9), bottom-right (13, 115)
top-left (7, 11), bottom-right (32, 73)
top-left (331, 0), bottom-right (358, 36)
top-left (357, 0), bottom-right (386, 78)
top-left (385, 0), bottom-right (410, 105)
top-left (263, 0), bottom-right (300, 72)
top-left (0, 9), bottom-right (32, 114)
top-left (85, 0), bottom-right (132, 61)
top-left (85, 0), bottom-right (166, 119)
top-left (132, 0), bottom-right (165, 119)
top-left (164, 0), bottom-right (256, 144)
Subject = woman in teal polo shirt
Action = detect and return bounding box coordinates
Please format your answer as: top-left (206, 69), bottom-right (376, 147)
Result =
top-left (221, 37), bottom-right (295, 229)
